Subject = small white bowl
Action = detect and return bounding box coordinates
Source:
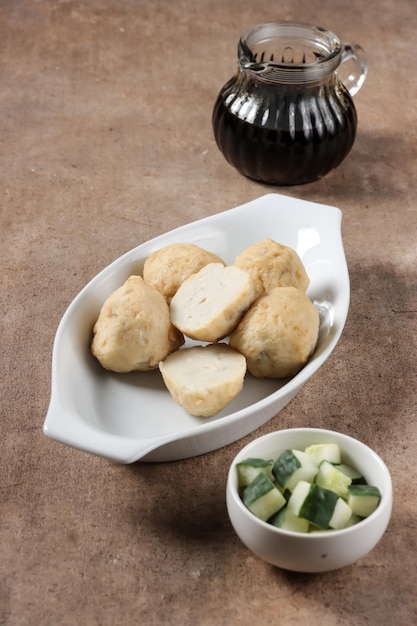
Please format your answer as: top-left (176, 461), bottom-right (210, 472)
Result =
top-left (226, 428), bottom-right (392, 573)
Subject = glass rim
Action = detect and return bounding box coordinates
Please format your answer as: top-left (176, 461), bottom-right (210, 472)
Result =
top-left (239, 20), bottom-right (342, 75)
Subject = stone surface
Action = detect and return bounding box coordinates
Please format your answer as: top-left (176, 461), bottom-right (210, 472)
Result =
top-left (1, 1), bottom-right (416, 624)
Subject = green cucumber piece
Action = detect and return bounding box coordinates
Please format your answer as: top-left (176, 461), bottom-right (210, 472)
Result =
top-left (288, 481), bottom-right (352, 530)
top-left (242, 473), bottom-right (286, 521)
top-left (310, 512), bottom-right (360, 531)
top-left (344, 513), bottom-right (362, 528)
top-left (272, 449), bottom-right (318, 491)
top-left (315, 460), bottom-right (352, 498)
top-left (304, 443), bottom-right (341, 465)
top-left (328, 496), bottom-right (353, 529)
top-left (269, 506), bottom-right (310, 533)
top-left (336, 463), bottom-right (366, 484)
top-left (236, 458), bottom-right (274, 488)
top-left (347, 484), bottom-right (381, 517)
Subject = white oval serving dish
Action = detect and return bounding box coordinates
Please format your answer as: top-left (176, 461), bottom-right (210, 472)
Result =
top-left (43, 193), bottom-right (350, 463)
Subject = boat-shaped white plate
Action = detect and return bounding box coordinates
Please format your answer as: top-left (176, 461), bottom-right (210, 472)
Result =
top-left (43, 193), bottom-right (350, 463)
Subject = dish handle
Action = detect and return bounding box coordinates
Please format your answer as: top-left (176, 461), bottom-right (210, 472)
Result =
top-left (43, 398), bottom-right (177, 464)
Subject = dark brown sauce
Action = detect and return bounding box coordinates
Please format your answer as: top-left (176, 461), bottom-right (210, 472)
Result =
top-left (212, 84), bottom-right (357, 185)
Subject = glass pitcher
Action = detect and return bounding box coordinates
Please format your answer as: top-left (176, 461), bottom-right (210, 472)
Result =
top-left (212, 21), bottom-right (368, 185)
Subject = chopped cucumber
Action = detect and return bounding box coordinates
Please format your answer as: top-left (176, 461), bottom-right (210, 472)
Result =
top-left (347, 484), bottom-right (381, 517)
top-left (304, 443), bottom-right (341, 465)
top-left (287, 480), bottom-right (311, 516)
top-left (336, 463), bottom-right (366, 484)
top-left (315, 460), bottom-right (352, 498)
top-left (236, 457), bottom-right (274, 488)
top-left (344, 513), bottom-right (363, 528)
top-left (237, 441), bottom-right (382, 533)
top-left (269, 506), bottom-right (310, 533)
top-left (328, 496), bottom-right (353, 530)
top-left (272, 449), bottom-right (318, 491)
top-left (242, 473), bottom-right (286, 521)
top-left (288, 481), bottom-right (352, 530)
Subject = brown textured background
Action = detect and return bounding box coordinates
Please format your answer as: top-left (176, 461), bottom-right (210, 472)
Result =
top-left (1, 1), bottom-right (416, 624)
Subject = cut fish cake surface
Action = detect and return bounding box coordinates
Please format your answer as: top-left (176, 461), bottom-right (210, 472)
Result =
top-left (170, 263), bottom-right (257, 342)
top-left (159, 344), bottom-right (247, 417)
top-left (143, 242), bottom-right (225, 303)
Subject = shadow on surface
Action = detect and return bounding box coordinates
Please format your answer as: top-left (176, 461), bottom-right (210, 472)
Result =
top-left (265, 130), bottom-right (413, 204)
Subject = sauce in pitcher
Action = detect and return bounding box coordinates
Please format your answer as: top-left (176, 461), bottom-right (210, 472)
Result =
top-left (212, 22), bottom-right (366, 185)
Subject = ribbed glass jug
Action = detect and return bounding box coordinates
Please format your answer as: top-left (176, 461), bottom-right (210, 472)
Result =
top-left (212, 21), bottom-right (367, 185)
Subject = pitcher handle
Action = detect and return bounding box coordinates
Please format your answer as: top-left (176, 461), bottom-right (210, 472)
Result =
top-left (340, 43), bottom-right (368, 97)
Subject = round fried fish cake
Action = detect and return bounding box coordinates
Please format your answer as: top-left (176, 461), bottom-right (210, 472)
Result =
top-left (234, 238), bottom-right (309, 299)
top-left (91, 275), bottom-right (184, 373)
top-left (229, 286), bottom-right (319, 379)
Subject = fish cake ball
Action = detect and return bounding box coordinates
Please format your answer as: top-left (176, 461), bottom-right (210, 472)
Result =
top-left (229, 286), bottom-right (319, 379)
top-left (91, 275), bottom-right (184, 373)
top-left (143, 242), bottom-right (225, 303)
top-left (234, 238), bottom-right (309, 299)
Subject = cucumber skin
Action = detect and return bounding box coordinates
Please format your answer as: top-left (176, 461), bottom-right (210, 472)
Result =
top-left (272, 450), bottom-right (301, 489)
top-left (272, 449), bottom-right (317, 491)
top-left (269, 507), bottom-right (310, 533)
top-left (249, 489), bottom-right (286, 522)
top-left (348, 485), bottom-right (381, 517)
top-left (349, 484), bottom-right (381, 498)
top-left (242, 473), bottom-right (275, 507)
top-left (297, 483), bottom-right (339, 530)
top-left (242, 473), bottom-right (286, 521)
top-left (238, 458), bottom-right (272, 469)
top-left (237, 458), bottom-right (273, 487)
